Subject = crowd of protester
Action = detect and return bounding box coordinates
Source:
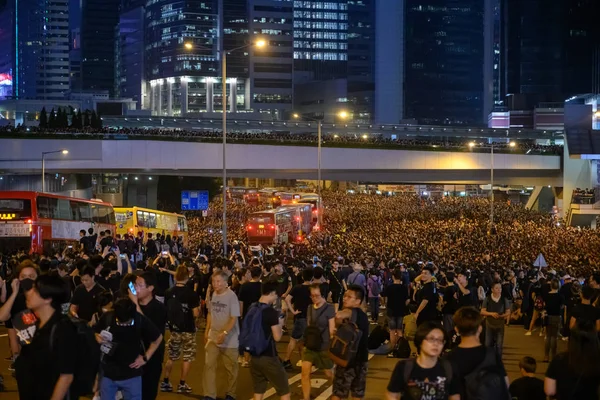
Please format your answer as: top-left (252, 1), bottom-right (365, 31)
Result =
top-left (0, 124), bottom-right (563, 155)
top-left (2, 191), bottom-right (600, 399)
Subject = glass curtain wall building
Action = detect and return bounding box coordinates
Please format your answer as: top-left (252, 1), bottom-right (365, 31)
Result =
top-left (0, 0), bottom-right (70, 100)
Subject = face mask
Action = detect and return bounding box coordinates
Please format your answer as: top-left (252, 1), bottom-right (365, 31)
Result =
top-left (20, 278), bottom-right (35, 292)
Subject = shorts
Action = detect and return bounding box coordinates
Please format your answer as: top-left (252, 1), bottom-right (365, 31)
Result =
top-left (332, 361), bottom-right (368, 399)
top-left (303, 348), bottom-right (334, 370)
top-left (250, 356), bottom-right (290, 396)
top-left (274, 297), bottom-right (283, 312)
top-left (388, 316), bottom-right (403, 330)
top-left (291, 318), bottom-right (307, 340)
top-left (167, 332), bottom-right (197, 362)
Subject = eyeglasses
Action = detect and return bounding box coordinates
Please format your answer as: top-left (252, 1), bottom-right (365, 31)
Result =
top-left (424, 337), bottom-right (445, 345)
top-left (310, 294), bottom-right (322, 298)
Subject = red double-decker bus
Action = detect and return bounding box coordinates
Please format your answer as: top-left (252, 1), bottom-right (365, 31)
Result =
top-left (0, 191), bottom-right (115, 254)
top-left (246, 204), bottom-right (314, 245)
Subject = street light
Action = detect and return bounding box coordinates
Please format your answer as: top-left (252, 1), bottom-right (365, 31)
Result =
top-left (185, 39), bottom-right (267, 255)
top-left (41, 149), bottom-right (68, 192)
top-left (292, 111), bottom-right (349, 228)
top-left (468, 140), bottom-right (515, 226)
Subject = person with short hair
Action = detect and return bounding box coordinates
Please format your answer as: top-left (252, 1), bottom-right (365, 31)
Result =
top-left (480, 281), bottom-right (511, 358)
top-left (203, 270), bottom-right (241, 400)
top-left (415, 265), bottom-right (440, 326)
top-left (331, 285), bottom-right (370, 400)
top-left (301, 284), bottom-right (335, 400)
top-left (14, 274), bottom-right (77, 400)
top-left (382, 268), bottom-right (410, 351)
top-left (509, 356), bottom-right (545, 400)
top-left (446, 307), bottom-right (509, 398)
top-left (247, 281), bottom-right (290, 400)
top-left (385, 321), bottom-right (459, 400)
top-left (162, 265), bottom-right (200, 393)
top-left (281, 268), bottom-right (313, 370)
top-left (70, 266), bottom-right (106, 322)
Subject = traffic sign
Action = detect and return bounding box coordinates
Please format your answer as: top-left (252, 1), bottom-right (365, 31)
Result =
top-left (181, 190), bottom-right (209, 211)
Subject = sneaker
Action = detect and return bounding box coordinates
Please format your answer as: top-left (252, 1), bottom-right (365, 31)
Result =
top-left (562, 337), bottom-right (569, 341)
top-left (524, 331), bottom-right (532, 336)
top-left (386, 353), bottom-right (395, 358)
top-left (539, 331), bottom-right (543, 337)
top-left (282, 359), bottom-right (293, 370)
top-left (160, 381), bottom-right (173, 392)
top-left (177, 383), bottom-right (192, 394)
top-left (242, 360), bottom-right (249, 368)
top-left (7, 362), bottom-right (15, 372)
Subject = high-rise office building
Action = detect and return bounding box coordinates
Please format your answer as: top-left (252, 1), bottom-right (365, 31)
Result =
top-left (115, 4), bottom-right (145, 108)
top-left (81, 0), bottom-right (120, 95)
top-left (375, 0), bottom-right (494, 125)
top-left (0, 0), bottom-right (70, 100)
top-left (249, 0), bottom-right (294, 118)
top-left (504, 0), bottom-right (600, 103)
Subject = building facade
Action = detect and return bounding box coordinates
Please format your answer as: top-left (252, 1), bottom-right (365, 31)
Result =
top-left (115, 5), bottom-right (146, 109)
top-left (0, 0), bottom-right (70, 100)
top-left (375, 0), bottom-right (494, 125)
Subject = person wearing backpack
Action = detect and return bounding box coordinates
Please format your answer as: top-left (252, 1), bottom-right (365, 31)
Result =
top-left (367, 269), bottom-right (382, 324)
top-left (161, 265), bottom-right (200, 394)
top-left (240, 281), bottom-right (290, 400)
top-left (14, 274), bottom-right (78, 400)
top-left (385, 321), bottom-right (459, 400)
top-left (480, 281), bottom-right (511, 359)
top-left (302, 283), bottom-right (335, 400)
top-left (94, 297), bottom-right (163, 400)
top-left (446, 306), bottom-right (510, 400)
top-left (331, 284), bottom-right (370, 400)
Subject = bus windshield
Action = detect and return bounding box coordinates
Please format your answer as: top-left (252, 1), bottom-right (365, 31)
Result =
top-left (0, 199), bottom-right (32, 220)
top-left (249, 214), bottom-right (274, 224)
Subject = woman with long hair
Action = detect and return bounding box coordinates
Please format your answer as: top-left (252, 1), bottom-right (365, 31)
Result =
top-left (545, 319), bottom-right (600, 399)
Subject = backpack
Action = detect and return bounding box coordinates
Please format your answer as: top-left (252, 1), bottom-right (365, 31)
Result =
top-left (392, 336), bottom-right (411, 358)
top-left (464, 348), bottom-right (511, 400)
top-left (239, 303), bottom-right (272, 356)
top-left (403, 359), bottom-right (453, 399)
top-left (166, 291), bottom-right (186, 331)
top-left (304, 305), bottom-right (328, 351)
top-left (534, 295), bottom-right (545, 311)
top-left (369, 277), bottom-right (382, 297)
top-left (328, 309), bottom-right (363, 367)
top-left (51, 317), bottom-right (101, 396)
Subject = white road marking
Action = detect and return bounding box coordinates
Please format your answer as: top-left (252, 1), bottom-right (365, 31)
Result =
top-left (251, 366), bottom-right (317, 400)
top-left (0, 334), bottom-right (7, 338)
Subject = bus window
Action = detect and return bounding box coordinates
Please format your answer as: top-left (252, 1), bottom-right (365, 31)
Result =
top-left (178, 216), bottom-right (186, 232)
top-left (95, 205), bottom-right (112, 224)
top-left (37, 196), bottom-right (58, 219)
top-left (137, 211), bottom-right (146, 227)
top-left (148, 213), bottom-right (157, 229)
top-left (57, 199), bottom-right (71, 220)
top-left (0, 199), bottom-right (32, 220)
top-left (115, 212), bottom-right (127, 223)
top-left (70, 201), bottom-right (91, 221)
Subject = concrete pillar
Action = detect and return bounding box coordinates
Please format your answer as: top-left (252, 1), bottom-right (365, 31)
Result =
top-left (180, 79), bottom-right (189, 115)
top-left (149, 85), bottom-right (154, 115)
top-left (206, 80), bottom-right (214, 113)
top-left (245, 78), bottom-right (251, 110)
top-left (167, 80), bottom-right (173, 116)
top-left (229, 80), bottom-right (238, 113)
top-left (157, 84), bottom-right (162, 116)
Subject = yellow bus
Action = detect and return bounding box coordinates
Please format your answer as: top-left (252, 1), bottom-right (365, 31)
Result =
top-left (114, 207), bottom-right (188, 246)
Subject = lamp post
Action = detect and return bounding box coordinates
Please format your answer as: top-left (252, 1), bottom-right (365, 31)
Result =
top-left (41, 149), bottom-right (69, 193)
top-left (185, 39), bottom-right (266, 256)
top-left (469, 140), bottom-right (515, 226)
top-left (293, 111), bottom-right (349, 228)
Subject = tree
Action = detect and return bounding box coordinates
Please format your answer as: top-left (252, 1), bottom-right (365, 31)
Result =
top-left (95, 111), bottom-right (102, 128)
top-left (90, 110), bottom-right (98, 129)
top-left (76, 109), bottom-right (82, 128)
top-left (61, 108), bottom-right (69, 128)
top-left (56, 108), bottom-right (64, 128)
top-left (83, 110), bottom-right (90, 127)
top-left (48, 108), bottom-right (56, 128)
top-left (39, 107), bottom-right (48, 128)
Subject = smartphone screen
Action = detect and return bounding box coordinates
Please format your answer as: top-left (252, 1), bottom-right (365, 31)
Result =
top-left (67, 245), bottom-right (73, 249)
top-left (119, 254), bottom-right (126, 259)
top-left (128, 281), bottom-right (137, 295)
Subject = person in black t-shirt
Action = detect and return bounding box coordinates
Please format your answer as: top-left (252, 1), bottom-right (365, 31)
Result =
top-left (332, 285), bottom-right (370, 400)
top-left (386, 321), bottom-right (459, 400)
top-left (70, 266), bottom-right (106, 322)
top-left (95, 298), bottom-right (163, 400)
top-left (239, 267), bottom-right (263, 318)
top-left (570, 285), bottom-right (600, 331)
top-left (281, 269), bottom-right (313, 369)
top-left (455, 271), bottom-right (477, 308)
top-left (248, 281), bottom-right (290, 400)
top-left (509, 356), bottom-right (545, 400)
top-left (328, 260), bottom-right (344, 311)
top-left (446, 307), bottom-right (509, 398)
top-left (79, 229), bottom-right (89, 252)
top-left (545, 319), bottom-right (600, 399)
top-left (383, 269), bottom-right (410, 350)
top-left (441, 272), bottom-right (458, 337)
top-left (415, 265), bottom-right (439, 326)
top-left (162, 266), bottom-right (200, 393)
top-left (15, 275), bottom-right (76, 400)
top-left (132, 271), bottom-right (167, 400)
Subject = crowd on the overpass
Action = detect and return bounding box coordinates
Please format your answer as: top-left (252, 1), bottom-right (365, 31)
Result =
top-left (0, 124), bottom-right (563, 155)
top-left (2, 192), bottom-right (600, 399)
